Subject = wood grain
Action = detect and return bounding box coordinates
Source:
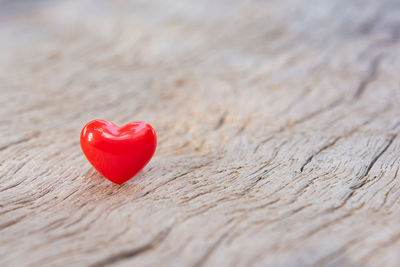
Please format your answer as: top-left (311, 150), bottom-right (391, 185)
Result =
top-left (1, 0), bottom-right (400, 266)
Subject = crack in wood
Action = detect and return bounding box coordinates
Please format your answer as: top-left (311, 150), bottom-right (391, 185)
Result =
top-left (215, 112), bottom-right (227, 130)
top-left (359, 231), bottom-right (400, 263)
top-left (331, 134), bottom-right (398, 210)
top-left (132, 159), bottom-right (213, 200)
top-left (353, 55), bottom-right (383, 100)
top-left (253, 136), bottom-right (274, 153)
top-left (300, 136), bottom-right (342, 172)
top-left (90, 227), bottom-right (172, 267)
top-left (0, 137), bottom-right (33, 152)
top-left (312, 236), bottom-right (362, 266)
top-left (351, 134), bottom-right (397, 190)
top-left (192, 223), bottom-right (234, 267)
top-left (242, 164), bottom-right (279, 194)
top-left (0, 215), bottom-right (27, 231)
top-left (380, 165), bottom-right (400, 208)
top-left (289, 98), bottom-right (344, 127)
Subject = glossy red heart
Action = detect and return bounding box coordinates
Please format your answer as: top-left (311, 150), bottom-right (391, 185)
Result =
top-left (80, 120), bottom-right (157, 184)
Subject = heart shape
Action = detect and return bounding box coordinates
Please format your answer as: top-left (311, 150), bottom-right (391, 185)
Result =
top-left (80, 120), bottom-right (157, 184)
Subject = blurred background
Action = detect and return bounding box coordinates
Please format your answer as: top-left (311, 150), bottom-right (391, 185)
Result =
top-left (2, 0), bottom-right (399, 154)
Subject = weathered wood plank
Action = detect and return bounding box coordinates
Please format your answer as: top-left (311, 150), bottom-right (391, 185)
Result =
top-left (1, 0), bottom-right (400, 266)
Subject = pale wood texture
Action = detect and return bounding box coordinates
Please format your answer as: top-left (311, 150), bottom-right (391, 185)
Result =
top-left (1, 0), bottom-right (400, 266)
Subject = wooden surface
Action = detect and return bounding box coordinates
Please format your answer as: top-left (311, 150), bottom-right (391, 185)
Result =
top-left (1, 0), bottom-right (400, 266)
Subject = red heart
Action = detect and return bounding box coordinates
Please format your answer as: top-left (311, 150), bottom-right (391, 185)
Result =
top-left (80, 120), bottom-right (157, 184)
